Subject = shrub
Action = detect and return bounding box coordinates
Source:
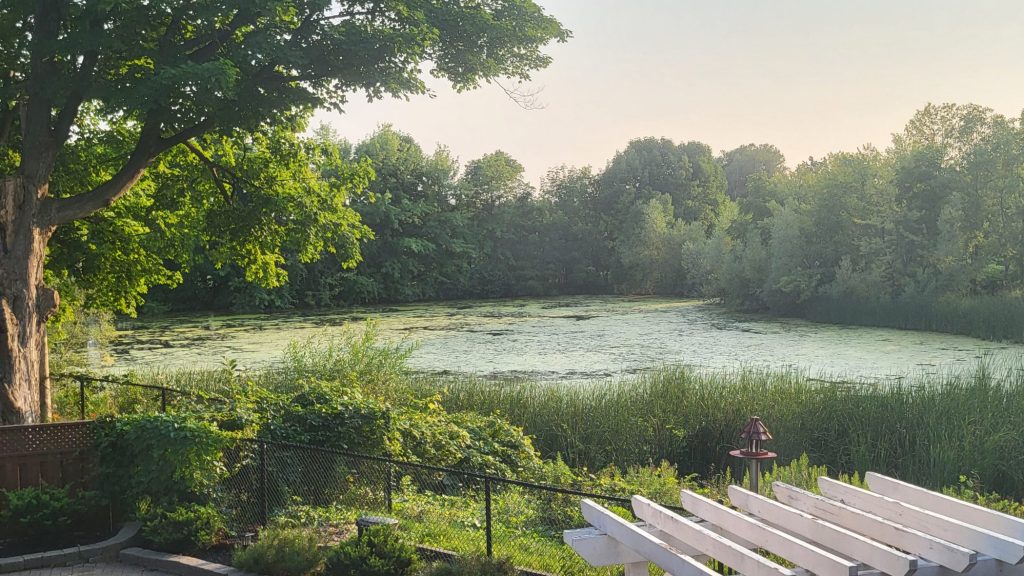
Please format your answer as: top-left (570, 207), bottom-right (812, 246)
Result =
top-left (0, 485), bottom-right (104, 541)
top-left (232, 526), bottom-right (324, 576)
top-left (585, 460), bottom-right (684, 504)
top-left (392, 403), bottom-right (542, 478)
top-left (391, 406), bottom-right (470, 468)
top-left (141, 503), bottom-right (225, 553)
top-left (93, 413), bottom-right (232, 513)
top-left (323, 527), bottom-right (420, 576)
top-left (419, 556), bottom-right (517, 576)
top-left (448, 411), bottom-right (542, 477)
top-left (520, 456), bottom-right (582, 532)
top-left (260, 379), bottom-right (395, 454)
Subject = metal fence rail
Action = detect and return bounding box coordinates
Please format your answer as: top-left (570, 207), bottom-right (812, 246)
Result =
top-left (52, 372), bottom-right (226, 420)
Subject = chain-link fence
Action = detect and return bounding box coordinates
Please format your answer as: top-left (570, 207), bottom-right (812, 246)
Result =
top-left (216, 439), bottom-right (688, 575)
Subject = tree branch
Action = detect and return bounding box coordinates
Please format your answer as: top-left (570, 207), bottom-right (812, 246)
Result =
top-left (46, 141), bottom-right (155, 226)
top-left (495, 80), bottom-right (546, 111)
top-left (183, 141), bottom-right (233, 205)
top-left (183, 8), bottom-right (255, 63)
top-left (47, 118), bottom-right (212, 226)
top-left (51, 50), bottom-right (99, 147)
top-left (160, 119), bottom-right (214, 148)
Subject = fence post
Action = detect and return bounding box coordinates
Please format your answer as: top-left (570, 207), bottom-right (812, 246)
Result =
top-left (78, 378), bottom-right (86, 420)
top-left (385, 462), bottom-right (394, 512)
top-left (160, 388), bottom-right (167, 413)
top-left (259, 441), bottom-right (269, 527)
top-left (484, 478), bottom-right (493, 557)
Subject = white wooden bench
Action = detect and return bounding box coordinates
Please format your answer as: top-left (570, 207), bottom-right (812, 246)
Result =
top-left (564, 472), bottom-right (1024, 576)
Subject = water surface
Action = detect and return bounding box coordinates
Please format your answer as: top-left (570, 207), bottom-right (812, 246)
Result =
top-left (103, 296), bottom-right (1024, 381)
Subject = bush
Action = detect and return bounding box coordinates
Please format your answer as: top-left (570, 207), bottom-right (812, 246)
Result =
top-left (448, 411), bottom-right (541, 477)
top-left (392, 403), bottom-right (542, 478)
top-left (232, 526), bottom-right (324, 576)
top-left (141, 503), bottom-right (225, 553)
top-left (0, 485), bottom-right (104, 541)
top-left (585, 460), bottom-right (684, 504)
top-left (323, 527), bottom-right (420, 576)
top-left (419, 556), bottom-right (517, 576)
top-left (93, 413), bottom-right (232, 513)
top-left (260, 379), bottom-right (395, 455)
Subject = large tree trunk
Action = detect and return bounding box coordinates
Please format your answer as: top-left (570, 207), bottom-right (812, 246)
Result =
top-left (0, 176), bottom-right (58, 424)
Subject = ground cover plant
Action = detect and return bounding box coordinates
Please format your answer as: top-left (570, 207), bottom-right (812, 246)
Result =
top-left (141, 503), bottom-right (226, 554)
top-left (0, 485), bottom-right (108, 555)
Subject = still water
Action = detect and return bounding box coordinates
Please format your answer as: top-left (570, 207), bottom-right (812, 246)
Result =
top-left (104, 296), bottom-right (1024, 381)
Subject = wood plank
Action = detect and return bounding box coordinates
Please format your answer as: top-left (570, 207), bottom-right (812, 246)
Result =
top-left (0, 461), bottom-right (17, 491)
top-left (624, 563), bottom-right (648, 576)
top-left (679, 489), bottom-right (858, 576)
top-left (39, 454), bottom-right (62, 486)
top-left (19, 459), bottom-right (41, 488)
top-left (774, 482), bottom-right (976, 572)
top-left (729, 485), bottom-right (916, 576)
top-left (564, 527), bottom-right (649, 566)
top-left (634, 495), bottom-right (796, 576)
top-left (867, 473), bottom-right (1024, 542)
top-left (580, 499), bottom-right (720, 576)
top-left (819, 477), bottom-right (1024, 564)
top-left (860, 556), bottom-right (1024, 576)
top-left (564, 524), bottom-right (709, 566)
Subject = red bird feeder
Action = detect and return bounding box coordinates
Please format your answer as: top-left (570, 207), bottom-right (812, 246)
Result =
top-left (729, 416), bottom-right (776, 494)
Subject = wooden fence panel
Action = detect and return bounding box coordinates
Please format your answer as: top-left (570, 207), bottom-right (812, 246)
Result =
top-left (0, 421), bottom-right (96, 491)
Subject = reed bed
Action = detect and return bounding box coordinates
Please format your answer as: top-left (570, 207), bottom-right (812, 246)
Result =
top-left (408, 362), bottom-right (1024, 498)
top-left (802, 294), bottom-right (1024, 342)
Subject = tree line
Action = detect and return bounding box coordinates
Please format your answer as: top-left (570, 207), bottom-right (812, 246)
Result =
top-left (92, 103), bottom-right (1022, 334)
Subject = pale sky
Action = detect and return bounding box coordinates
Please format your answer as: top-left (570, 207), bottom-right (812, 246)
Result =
top-left (313, 0), bottom-right (1024, 185)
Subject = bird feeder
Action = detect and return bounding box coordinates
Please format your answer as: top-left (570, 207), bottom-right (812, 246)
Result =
top-left (729, 416), bottom-right (776, 494)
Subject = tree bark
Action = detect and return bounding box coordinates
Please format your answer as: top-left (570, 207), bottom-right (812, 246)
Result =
top-left (0, 176), bottom-right (58, 424)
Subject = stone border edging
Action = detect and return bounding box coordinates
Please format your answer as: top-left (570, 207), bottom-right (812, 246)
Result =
top-left (0, 521), bottom-right (141, 574)
top-left (120, 548), bottom-right (257, 576)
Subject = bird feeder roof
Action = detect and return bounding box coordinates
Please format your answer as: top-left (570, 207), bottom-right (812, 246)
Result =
top-left (740, 416), bottom-right (773, 441)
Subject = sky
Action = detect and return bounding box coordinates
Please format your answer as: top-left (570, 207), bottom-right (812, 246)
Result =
top-left (312, 0), bottom-right (1024, 185)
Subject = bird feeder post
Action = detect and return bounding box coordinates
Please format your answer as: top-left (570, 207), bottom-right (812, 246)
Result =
top-left (729, 416), bottom-right (776, 494)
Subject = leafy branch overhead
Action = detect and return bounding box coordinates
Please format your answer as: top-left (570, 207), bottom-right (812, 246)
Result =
top-left (0, 0), bottom-right (568, 425)
top-left (0, 0), bottom-right (569, 223)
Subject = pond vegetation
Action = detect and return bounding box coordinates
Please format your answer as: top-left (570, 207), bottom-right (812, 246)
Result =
top-left (100, 296), bottom-right (1024, 382)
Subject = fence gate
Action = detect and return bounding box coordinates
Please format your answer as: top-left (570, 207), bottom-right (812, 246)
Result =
top-left (564, 472), bottom-right (1024, 576)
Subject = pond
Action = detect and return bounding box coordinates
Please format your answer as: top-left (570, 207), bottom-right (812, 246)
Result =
top-left (101, 296), bottom-right (1024, 382)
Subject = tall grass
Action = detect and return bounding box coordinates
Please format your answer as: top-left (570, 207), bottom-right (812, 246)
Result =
top-left (802, 293), bottom-right (1024, 342)
top-left (408, 362), bottom-right (1024, 498)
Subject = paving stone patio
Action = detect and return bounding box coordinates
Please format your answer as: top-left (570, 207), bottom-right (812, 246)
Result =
top-left (9, 563), bottom-right (173, 576)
